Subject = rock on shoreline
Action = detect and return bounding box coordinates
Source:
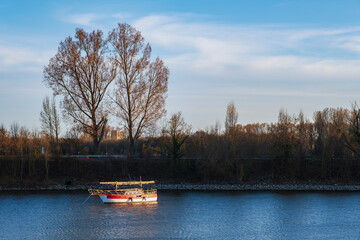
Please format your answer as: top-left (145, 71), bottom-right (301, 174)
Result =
top-left (2, 184), bottom-right (360, 191)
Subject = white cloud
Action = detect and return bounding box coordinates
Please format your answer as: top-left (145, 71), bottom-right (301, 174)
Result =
top-left (133, 15), bottom-right (360, 83)
top-left (65, 13), bottom-right (100, 27)
top-left (130, 14), bottom-right (360, 128)
top-left (0, 44), bottom-right (54, 72)
top-left (63, 12), bottom-right (134, 29)
top-left (112, 12), bottom-right (132, 20)
top-left (334, 36), bottom-right (360, 53)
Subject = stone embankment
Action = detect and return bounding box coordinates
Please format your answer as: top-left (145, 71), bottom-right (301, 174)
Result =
top-left (2, 184), bottom-right (360, 191)
top-left (152, 184), bottom-right (360, 191)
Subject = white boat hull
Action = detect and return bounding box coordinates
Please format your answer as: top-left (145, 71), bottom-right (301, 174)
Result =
top-left (99, 195), bottom-right (157, 203)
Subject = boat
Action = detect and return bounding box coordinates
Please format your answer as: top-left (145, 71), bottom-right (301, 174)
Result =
top-left (88, 179), bottom-right (157, 204)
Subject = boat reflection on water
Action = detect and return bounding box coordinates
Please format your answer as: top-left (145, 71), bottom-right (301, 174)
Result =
top-left (88, 200), bottom-right (160, 239)
top-left (90, 201), bottom-right (158, 211)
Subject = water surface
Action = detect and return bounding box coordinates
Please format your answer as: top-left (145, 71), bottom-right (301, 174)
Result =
top-left (0, 191), bottom-right (360, 239)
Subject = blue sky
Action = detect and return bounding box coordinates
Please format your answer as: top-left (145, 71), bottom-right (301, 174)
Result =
top-left (0, 0), bottom-right (360, 132)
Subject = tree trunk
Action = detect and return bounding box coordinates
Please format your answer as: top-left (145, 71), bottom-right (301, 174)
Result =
top-left (93, 137), bottom-right (100, 155)
top-left (28, 151), bottom-right (31, 177)
top-left (45, 153), bottom-right (49, 181)
top-left (20, 147), bottom-right (24, 181)
top-left (92, 119), bottom-right (107, 155)
top-left (129, 138), bottom-right (135, 156)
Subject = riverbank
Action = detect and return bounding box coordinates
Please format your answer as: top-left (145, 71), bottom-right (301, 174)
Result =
top-left (2, 183), bottom-right (360, 191)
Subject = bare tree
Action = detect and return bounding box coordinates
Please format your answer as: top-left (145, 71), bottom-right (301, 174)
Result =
top-left (225, 101), bottom-right (238, 135)
top-left (40, 96), bottom-right (60, 143)
top-left (165, 112), bottom-right (191, 160)
top-left (44, 28), bottom-right (116, 153)
top-left (271, 109), bottom-right (298, 179)
top-left (344, 102), bottom-right (360, 156)
top-left (314, 109), bottom-right (331, 179)
top-left (10, 122), bottom-right (19, 139)
top-left (108, 23), bottom-right (169, 155)
top-left (209, 121), bottom-right (221, 136)
top-left (0, 124), bottom-right (7, 156)
top-left (19, 126), bottom-right (30, 181)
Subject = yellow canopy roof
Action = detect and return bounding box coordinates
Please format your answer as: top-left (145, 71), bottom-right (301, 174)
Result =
top-left (100, 181), bottom-right (155, 185)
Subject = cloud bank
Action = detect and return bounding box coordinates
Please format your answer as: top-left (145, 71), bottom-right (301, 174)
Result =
top-left (131, 15), bottom-right (360, 127)
top-left (133, 15), bottom-right (360, 82)
top-left (2, 12), bottom-right (360, 130)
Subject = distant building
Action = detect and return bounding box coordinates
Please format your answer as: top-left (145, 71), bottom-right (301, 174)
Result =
top-left (111, 129), bottom-right (125, 140)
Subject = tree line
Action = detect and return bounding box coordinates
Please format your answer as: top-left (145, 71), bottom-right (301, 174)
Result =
top-left (2, 103), bottom-right (360, 184)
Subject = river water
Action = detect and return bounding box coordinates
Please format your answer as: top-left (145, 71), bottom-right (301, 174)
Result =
top-left (0, 191), bottom-right (360, 239)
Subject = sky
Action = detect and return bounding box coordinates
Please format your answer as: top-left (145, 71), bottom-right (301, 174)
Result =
top-left (0, 0), bottom-right (360, 133)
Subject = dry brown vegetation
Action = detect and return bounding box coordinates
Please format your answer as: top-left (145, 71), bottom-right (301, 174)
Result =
top-left (2, 105), bottom-right (360, 186)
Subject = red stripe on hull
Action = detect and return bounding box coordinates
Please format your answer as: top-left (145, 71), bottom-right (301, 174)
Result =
top-left (106, 194), bottom-right (157, 199)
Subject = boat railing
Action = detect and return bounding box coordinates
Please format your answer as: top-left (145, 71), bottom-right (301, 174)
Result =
top-left (88, 188), bottom-right (157, 195)
top-left (144, 189), bottom-right (157, 194)
top-left (88, 189), bottom-right (118, 195)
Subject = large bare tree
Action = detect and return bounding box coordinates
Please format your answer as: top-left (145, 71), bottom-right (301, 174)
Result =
top-left (108, 23), bottom-right (169, 154)
top-left (44, 29), bottom-right (116, 153)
